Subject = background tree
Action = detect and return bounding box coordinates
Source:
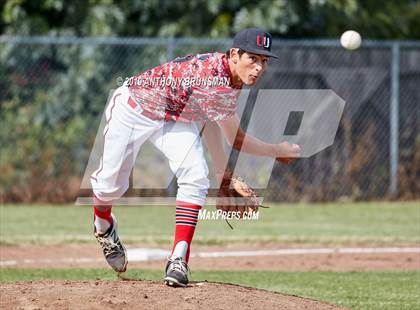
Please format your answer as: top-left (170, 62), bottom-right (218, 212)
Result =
top-left (1, 0), bottom-right (420, 38)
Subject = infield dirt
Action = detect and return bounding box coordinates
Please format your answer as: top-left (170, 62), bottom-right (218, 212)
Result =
top-left (1, 244), bottom-right (418, 271)
top-left (1, 244), bottom-right (418, 309)
top-left (0, 280), bottom-right (351, 310)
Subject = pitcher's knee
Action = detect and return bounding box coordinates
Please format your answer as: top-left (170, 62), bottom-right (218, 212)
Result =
top-left (91, 178), bottom-right (129, 202)
top-left (176, 174), bottom-right (209, 206)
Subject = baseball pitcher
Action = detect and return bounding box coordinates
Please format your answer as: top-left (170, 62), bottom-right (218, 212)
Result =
top-left (91, 28), bottom-right (300, 287)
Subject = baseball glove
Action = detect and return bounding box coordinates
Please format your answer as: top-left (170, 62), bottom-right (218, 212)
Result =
top-left (216, 171), bottom-right (264, 228)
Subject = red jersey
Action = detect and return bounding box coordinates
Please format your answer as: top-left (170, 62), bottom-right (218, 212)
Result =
top-left (127, 52), bottom-right (242, 122)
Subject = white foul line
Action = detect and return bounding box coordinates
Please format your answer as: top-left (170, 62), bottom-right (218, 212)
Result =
top-left (191, 247), bottom-right (420, 258)
top-left (1, 247), bottom-right (419, 267)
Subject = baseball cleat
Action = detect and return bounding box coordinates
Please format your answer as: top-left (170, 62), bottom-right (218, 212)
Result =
top-left (94, 214), bottom-right (128, 273)
top-left (164, 257), bottom-right (189, 287)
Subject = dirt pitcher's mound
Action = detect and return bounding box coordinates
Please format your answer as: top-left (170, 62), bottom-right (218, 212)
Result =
top-left (0, 280), bottom-right (348, 310)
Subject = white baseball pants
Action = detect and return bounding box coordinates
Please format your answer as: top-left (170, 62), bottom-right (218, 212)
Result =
top-left (90, 85), bottom-right (209, 206)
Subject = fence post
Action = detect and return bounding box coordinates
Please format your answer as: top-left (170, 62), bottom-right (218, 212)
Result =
top-left (389, 42), bottom-right (400, 197)
top-left (167, 37), bottom-right (175, 61)
top-left (166, 36), bottom-right (177, 197)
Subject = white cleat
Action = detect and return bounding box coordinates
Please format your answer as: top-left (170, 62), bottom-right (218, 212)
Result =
top-left (95, 214), bottom-right (128, 273)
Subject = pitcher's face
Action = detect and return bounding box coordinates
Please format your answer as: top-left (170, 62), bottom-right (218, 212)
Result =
top-left (235, 50), bottom-right (269, 85)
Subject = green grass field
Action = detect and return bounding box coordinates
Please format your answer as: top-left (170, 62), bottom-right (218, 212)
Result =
top-left (1, 201), bottom-right (419, 245)
top-left (1, 201), bottom-right (419, 310)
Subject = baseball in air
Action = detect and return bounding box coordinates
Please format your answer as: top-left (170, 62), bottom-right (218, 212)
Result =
top-left (340, 30), bottom-right (362, 50)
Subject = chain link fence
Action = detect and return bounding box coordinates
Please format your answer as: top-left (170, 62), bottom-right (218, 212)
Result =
top-left (0, 36), bottom-right (418, 203)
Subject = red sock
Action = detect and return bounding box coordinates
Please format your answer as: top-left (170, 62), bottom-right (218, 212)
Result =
top-left (171, 201), bottom-right (202, 262)
top-left (93, 195), bottom-right (112, 225)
